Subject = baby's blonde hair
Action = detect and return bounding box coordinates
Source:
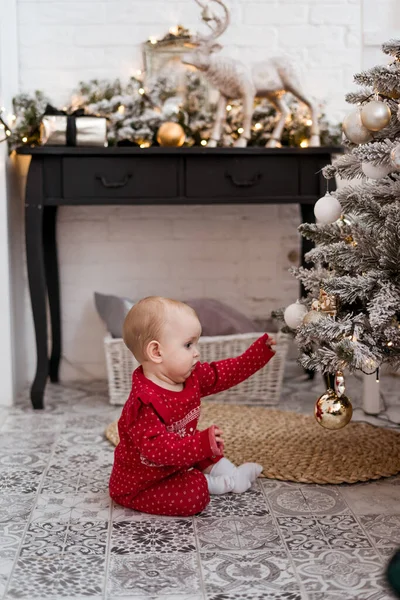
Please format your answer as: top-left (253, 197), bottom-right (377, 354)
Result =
top-left (123, 296), bottom-right (197, 363)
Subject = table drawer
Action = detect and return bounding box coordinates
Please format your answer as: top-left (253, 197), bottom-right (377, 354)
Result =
top-left (185, 156), bottom-right (299, 198)
top-left (63, 157), bottom-right (178, 198)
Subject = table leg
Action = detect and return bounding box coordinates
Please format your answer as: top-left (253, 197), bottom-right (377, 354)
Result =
top-left (25, 159), bottom-right (48, 409)
top-left (43, 206), bottom-right (61, 383)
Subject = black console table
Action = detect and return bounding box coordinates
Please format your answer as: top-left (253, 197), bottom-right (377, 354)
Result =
top-left (17, 146), bottom-right (342, 409)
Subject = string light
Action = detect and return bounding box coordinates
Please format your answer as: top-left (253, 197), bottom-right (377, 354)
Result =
top-left (306, 119), bottom-right (313, 126)
top-left (237, 127), bottom-right (244, 134)
top-left (149, 37), bottom-right (157, 45)
top-left (140, 141), bottom-right (150, 148)
top-left (138, 88), bottom-right (145, 95)
top-left (300, 139), bottom-right (309, 148)
top-left (22, 136), bottom-right (27, 143)
top-left (169, 26), bottom-right (179, 35)
top-left (226, 104), bottom-right (232, 111)
top-left (254, 123), bottom-right (262, 130)
top-left (387, 341), bottom-right (394, 347)
top-left (200, 139), bottom-right (207, 146)
top-left (117, 105), bottom-right (125, 114)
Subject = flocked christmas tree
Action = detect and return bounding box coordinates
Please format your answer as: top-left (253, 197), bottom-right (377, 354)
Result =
top-left (280, 39), bottom-right (400, 429)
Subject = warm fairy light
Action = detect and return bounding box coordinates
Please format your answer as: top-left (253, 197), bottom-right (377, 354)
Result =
top-left (5, 130), bottom-right (11, 136)
top-left (237, 127), bottom-right (244, 134)
top-left (149, 37), bottom-right (158, 44)
top-left (254, 122), bottom-right (262, 130)
top-left (226, 104), bottom-right (232, 111)
top-left (300, 139), bottom-right (309, 148)
top-left (0, 106), bottom-right (5, 112)
top-left (10, 114), bottom-right (16, 122)
top-left (22, 136), bottom-right (27, 142)
top-left (169, 26), bottom-right (179, 35)
top-left (138, 88), bottom-right (145, 95)
top-left (140, 142), bottom-right (150, 148)
top-left (117, 105), bottom-right (125, 114)
top-left (136, 69), bottom-right (142, 76)
top-left (387, 341), bottom-right (394, 347)
top-left (200, 140), bottom-right (207, 146)
top-left (306, 119), bottom-right (313, 126)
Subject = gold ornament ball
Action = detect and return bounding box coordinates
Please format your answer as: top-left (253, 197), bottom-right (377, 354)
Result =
top-left (390, 144), bottom-right (400, 170)
top-left (360, 100), bottom-right (391, 132)
top-left (342, 108), bottom-right (373, 145)
top-left (315, 388), bottom-right (353, 430)
top-left (302, 310), bottom-right (327, 325)
top-left (156, 122), bottom-right (185, 147)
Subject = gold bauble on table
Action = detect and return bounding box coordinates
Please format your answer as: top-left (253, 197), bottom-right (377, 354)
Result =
top-left (315, 388), bottom-right (353, 430)
top-left (360, 100), bottom-right (391, 132)
top-left (156, 122), bottom-right (185, 147)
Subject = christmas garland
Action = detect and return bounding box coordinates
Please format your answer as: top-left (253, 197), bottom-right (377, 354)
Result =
top-left (4, 70), bottom-right (341, 151)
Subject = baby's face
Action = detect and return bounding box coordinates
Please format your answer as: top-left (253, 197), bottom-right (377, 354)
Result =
top-left (159, 310), bottom-right (202, 383)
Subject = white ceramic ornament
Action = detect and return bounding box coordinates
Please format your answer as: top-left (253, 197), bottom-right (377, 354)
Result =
top-left (361, 162), bottom-right (393, 179)
top-left (360, 100), bottom-right (391, 131)
top-left (284, 301), bottom-right (308, 329)
top-left (390, 144), bottom-right (400, 170)
top-left (314, 192), bottom-right (342, 224)
top-left (342, 108), bottom-right (373, 145)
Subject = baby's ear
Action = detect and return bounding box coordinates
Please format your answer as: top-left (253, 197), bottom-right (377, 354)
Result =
top-left (146, 340), bottom-right (162, 363)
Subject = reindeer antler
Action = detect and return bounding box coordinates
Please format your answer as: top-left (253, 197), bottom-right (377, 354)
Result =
top-left (193, 0), bottom-right (230, 43)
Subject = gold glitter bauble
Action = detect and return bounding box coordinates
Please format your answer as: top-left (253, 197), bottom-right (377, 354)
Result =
top-left (302, 310), bottom-right (327, 325)
top-left (315, 388), bottom-right (353, 430)
top-left (156, 122), bottom-right (185, 147)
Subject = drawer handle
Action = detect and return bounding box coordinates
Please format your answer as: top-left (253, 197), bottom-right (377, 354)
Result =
top-left (96, 174), bottom-right (132, 188)
top-left (225, 172), bottom-right (262, 187)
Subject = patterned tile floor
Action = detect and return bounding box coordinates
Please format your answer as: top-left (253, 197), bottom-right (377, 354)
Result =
top-left (0, 359), bottom-right (399, 600)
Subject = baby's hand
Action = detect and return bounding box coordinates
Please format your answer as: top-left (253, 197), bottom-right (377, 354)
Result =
top-left (266, 336), bottom-right (276, 349)
top-left (214, 426), bottom-right (225, 448)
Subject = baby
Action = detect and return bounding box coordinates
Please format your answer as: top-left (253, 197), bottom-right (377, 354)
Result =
top-left (109, 296), bottom-right (276, 517)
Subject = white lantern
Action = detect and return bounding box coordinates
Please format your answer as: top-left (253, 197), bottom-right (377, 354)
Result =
top-left (284, 301), bottom-right (308, 329)
top-left (314, 192), bottom-right (342, 224)
top-left (342, 108), bottom-right (373, 145)
top-left (360, 100), bottom-right (391, 131)
top-left (361, 162), bottom-right (393, 179)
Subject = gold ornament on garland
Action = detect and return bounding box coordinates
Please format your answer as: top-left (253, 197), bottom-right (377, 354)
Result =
top-left (156, 122), bottom-right (186, 147)
top-left (318, 289), bottom-right (337, 317)
top-left (315, 387), bottom-right (353, 430)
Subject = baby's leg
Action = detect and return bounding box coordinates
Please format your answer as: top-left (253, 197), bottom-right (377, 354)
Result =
top-left (127, 469), bottom-right (210, 517)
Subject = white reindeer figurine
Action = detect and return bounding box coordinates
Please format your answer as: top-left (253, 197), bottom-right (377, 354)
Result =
top-left (182, 0), bottom-right (320, 148)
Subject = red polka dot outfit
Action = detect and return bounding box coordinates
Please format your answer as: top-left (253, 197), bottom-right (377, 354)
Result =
top-left (109, 334), bottom-right (274, 516)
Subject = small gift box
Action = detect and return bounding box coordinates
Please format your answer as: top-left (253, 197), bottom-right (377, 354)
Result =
top-left (40, 104), bottom-right (108, 147)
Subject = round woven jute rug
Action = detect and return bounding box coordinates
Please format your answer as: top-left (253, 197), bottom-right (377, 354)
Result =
top-left (105, 403), bottom-right (400, 485)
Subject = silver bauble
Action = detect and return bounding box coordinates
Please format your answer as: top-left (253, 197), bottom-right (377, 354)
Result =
top-left (390, 144), bottom-right (400, 170)
top-left (342, 108), bottom-right (373, 145)
top-left (315, 388), bottom-right (353, 430)
top-left (302, 310), bottom-right (327, 325)
top-left (361, 162), bottom-right (393, 179)
top-left (284, 301), bottom-right (308, 329)
top-left (360, 100), bottom-right (391, 131)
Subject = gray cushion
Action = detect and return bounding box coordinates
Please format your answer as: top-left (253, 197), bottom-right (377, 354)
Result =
top-left (94, 292), bottom-right (134, 338)
top-left (185, 298), bottom-right (259, 336)
top-left (94, 293), bottom-right (270, 338)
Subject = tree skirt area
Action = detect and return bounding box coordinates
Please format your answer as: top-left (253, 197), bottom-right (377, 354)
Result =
top-left (105, 403), bottom-right (400, 485)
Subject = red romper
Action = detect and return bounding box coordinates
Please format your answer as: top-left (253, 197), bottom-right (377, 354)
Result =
top-left (109, 333), bottom-right (274, 516)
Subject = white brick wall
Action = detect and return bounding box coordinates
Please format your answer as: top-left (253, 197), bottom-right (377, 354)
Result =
top-left (13, 0), bottom-right (396, 383)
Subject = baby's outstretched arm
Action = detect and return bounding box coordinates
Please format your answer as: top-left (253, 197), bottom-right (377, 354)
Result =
top-left (195, 333), bottom-right (275, 397)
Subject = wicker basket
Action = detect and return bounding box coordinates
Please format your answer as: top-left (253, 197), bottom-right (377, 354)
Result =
top-left (104, 331), bottom-right (291, 406)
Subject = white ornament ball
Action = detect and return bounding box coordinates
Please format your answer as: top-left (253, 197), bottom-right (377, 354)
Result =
top-left (314, 193), bottom-right (342, 224)
top-left (284, 302), bottom-right (308, 329)
top-left (361, 162), bottom-right (393, 179)
top-left (390, 145), bottom-right (400, 170)
top-left (342, 108), bottom-right (373, 145)
top-left (360, 100), bottom-right (391, 131)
